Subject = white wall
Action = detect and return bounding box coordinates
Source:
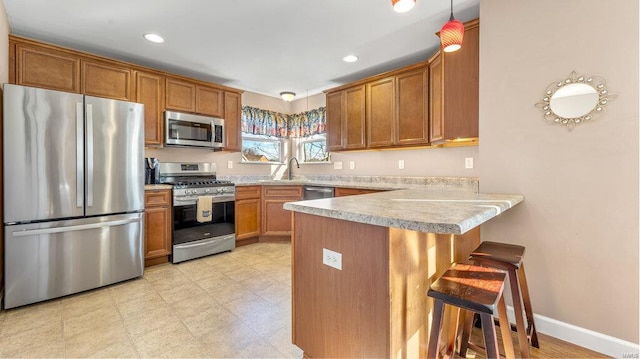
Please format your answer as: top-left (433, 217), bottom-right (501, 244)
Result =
top-left (480, 0), bottom-right (638, 349)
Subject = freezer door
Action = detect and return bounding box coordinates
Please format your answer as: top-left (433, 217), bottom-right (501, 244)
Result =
top-left (3, 84), bottom-right (85, 223)
top-left (84, 96), bottom-right (144, 216)
top-left (4, 213), bottom-right (144, 309)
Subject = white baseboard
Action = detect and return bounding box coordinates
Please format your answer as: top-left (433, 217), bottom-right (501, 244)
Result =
top-left (505, 305), bottom-right (639, 358)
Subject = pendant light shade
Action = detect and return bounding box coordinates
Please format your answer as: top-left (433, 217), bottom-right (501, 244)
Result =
top-left (440, 0), bottom-right (464, 52)
top-left (392, 0), bottom-right (415, 13)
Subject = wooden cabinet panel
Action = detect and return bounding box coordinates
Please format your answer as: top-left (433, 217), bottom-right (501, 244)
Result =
top-left (344, 85), bottom-right (366, 149)
top-left (262, 186), bottom-right (302, 236)
top-left (326, 91), bottom-right (344, 151)
top-left (14, 42), bottom-right (81, 93)
top-left (366, 77), bottom-right (395, 148)
top-left (144, 189), bottom-right (172, 266)
top-left (136, 71), bottom-right (165, 146)
top-left (396, 69), bottom-right (429, 145)
top-left (430, 19), bottom-right (479, 143)
top-left (166, 78), bottom-right (196, 113)
top-left (224, 91), bottom-right (242, 152)
top-left (82, 60), bottom-right (133, 101)
top-left (429, 53), bottom-right (444, 143)
top-left (236, 185), bottom-right (262, 240)
top-left (236, 185), bottom-right (262, 200)
top-left (196, 86), bottom-right (224, 117)
top-left (334, 187), bottom-right (384, 197)
top-left (236, 198), bottom-right (261, 240)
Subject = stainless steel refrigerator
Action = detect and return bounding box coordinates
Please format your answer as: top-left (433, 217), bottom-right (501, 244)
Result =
top-left (3, 84), bottom-right (145, 309)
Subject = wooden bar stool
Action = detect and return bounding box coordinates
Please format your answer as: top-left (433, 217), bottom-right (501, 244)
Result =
top-left (464, 241), bottom-right (539, 359)
top-left (427, 263), bottom-right (515, 359)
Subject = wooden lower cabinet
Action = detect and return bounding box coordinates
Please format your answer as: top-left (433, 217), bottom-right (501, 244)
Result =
top-left (262, 186), bottom-right (302, 237)
top-left (144, 189), bottom-right (172, 267)
top-left (334, 187), bottom-right (384, 197)
top-left (235, 186), bottom-right (262, 241)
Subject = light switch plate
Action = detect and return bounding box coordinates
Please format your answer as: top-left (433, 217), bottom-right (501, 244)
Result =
top-left (334, 161), bottom-right (343, 170)
top-left (227, 160), bottom-right (233, 169)
top-left (465, 158), bottom-right (473, 169)
top-left (323, 248), bottom-right (342, 270)
top-left (349, 161), bottom-right (355, 170)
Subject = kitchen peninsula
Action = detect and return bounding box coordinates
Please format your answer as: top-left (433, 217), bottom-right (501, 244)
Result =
top-left (284, 189), bottom-right (523, 358)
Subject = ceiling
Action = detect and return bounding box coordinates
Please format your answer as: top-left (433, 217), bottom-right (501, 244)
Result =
top-left (3, 0), bottom-right (479, 100)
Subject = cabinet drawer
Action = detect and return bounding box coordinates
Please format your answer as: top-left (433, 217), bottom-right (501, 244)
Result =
top-left (263, 186), bottom-right (303, 198)
top-left (145, 189), bottom-right (171, 207)
top-left (236, 185), bottom-right (262, 200)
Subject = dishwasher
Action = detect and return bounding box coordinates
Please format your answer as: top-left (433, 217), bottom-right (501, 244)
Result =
top-left (303, 186), bottom-right (335, 200)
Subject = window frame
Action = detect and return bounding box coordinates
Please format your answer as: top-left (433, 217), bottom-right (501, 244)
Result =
top-left (240, 133), bottom-right (286, 164)
top-left (295, 134), bottom-right (329, 163)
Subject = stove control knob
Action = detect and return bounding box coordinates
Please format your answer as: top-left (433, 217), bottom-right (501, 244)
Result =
top-left (204, 188), bottom-right (211, 193)
top-left (191, 189), bottom-right (198, 195)
top-left (217, 188), bottom-right (223, 194)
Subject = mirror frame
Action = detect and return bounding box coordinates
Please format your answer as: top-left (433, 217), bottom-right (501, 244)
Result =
top-left (535, 71), bottom-right (615, 131)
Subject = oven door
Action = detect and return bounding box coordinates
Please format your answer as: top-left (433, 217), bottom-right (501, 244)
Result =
top-left (172, 200), bottom-right (235, 263)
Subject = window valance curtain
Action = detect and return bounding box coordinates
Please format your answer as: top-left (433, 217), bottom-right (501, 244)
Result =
top-left (241, 106), bottom-right (326, 138)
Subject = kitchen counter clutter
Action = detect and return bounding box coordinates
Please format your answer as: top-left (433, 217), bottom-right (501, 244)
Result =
top-left (284, 189), bottom-right (523, 235)
top-left (144, 184), bottom-right (173, 190)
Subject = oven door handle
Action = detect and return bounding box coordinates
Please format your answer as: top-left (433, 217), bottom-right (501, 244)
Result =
top-left (174, 234), bottom-right (236, 249)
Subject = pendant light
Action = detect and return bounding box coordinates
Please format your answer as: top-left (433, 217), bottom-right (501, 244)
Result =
top-left (440, 0), bottom-right (464, 52)
top-left (392, 0), bottom-right (415, 13)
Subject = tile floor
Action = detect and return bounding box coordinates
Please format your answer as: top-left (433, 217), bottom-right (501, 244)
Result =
top-left (0, 242), bottom-right (302, 358)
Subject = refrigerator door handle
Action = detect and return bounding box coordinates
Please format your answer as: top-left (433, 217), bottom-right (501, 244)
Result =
top-left (86, 103), bottom-right (94, 207)
top-left (76, 102), bottom-right (84, 208)
top-left (12, 217), bottom-right (141, 237)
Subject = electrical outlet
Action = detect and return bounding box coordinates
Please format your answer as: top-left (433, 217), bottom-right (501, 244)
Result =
top-left (323, 248), bottom-right (342, 270)
top-left (334, 161), bottom-right (343, 170)
top-left (227, 160), bottom-right (233, 169)
top-left (349, 161), bottom-right (355, 170)
top-left (398, 159), bottom-right (405, 169)
top-left (465, 158), bottom-right (474, 169)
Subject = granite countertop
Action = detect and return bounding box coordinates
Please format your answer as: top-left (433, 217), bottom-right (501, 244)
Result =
top-left (283, 189), bottom-right (524, 235)
top-left (144, 184), bottom-right (173, 190)
top-left (230, 176), bottom-right (479, 193)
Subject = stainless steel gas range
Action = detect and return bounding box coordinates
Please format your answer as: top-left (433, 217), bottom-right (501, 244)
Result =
top-left (159, 162), bottom-right (235, 263)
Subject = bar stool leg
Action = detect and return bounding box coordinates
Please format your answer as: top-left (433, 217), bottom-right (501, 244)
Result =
top-left (428, 299), bottom-right (446, 358)
top-left (518, 262), bottom-right (539, 348)
top-left (496, 295), bottom-right (516, 359)
top-left (480, 313), bottom-right (500, 359)
top-left (507, 267), bottom-right (531, 358)
top-left (458, 310), bottom-right (474, 358)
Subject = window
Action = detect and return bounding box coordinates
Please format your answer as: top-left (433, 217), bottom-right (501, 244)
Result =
top-left (296, 134), bottom-right (329, 163)
top-left (241, 134), bottom-right (284, 163)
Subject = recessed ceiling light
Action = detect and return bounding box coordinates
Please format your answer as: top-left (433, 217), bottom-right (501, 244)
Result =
top-left (343, 55), bottom-right (359, 63)
top-left (143, 33), bottom-right (164, 43)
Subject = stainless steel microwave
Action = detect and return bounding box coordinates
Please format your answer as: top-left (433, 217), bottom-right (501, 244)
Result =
top-left (165, 111), bottom-right (224, 149)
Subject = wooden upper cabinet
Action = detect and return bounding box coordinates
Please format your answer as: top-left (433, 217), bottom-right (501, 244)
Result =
top-left (429, 53), bottom-right (444, 143)
top-left (136, 71), bottom-right (165, 146)
top-left (196, 86), bottom-right (224, 117)
top-left (396, 68), bottom-right (429, 145)
top-left (13, 41), bottom-right (81, 93)
top-left (326, 85), bottom-right (366, 151)
top-left (344, 85), bottom-right (366, 150)
top-left (326, 91), bottom-right (344, 151)
top-left (82, 59), bottom-right (133, 101)
top-left (430, 19), bottom-right (480, 143)
top-left (224, 91), bottom-right (242, 152)
top-left (366, 77), bottom-right (396, 148)
top-left (165, 78), bottom-right (196, 113)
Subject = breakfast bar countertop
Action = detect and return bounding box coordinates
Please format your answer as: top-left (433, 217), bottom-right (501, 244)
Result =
top-left (283, 189), bottom-right (524, 235)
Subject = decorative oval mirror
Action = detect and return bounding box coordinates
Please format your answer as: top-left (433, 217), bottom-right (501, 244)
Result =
top-left (535, 71), bottom-right (615, 131)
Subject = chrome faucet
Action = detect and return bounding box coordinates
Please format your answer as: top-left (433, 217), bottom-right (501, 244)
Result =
top-left (288, 157), bottom-right (300, 180)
